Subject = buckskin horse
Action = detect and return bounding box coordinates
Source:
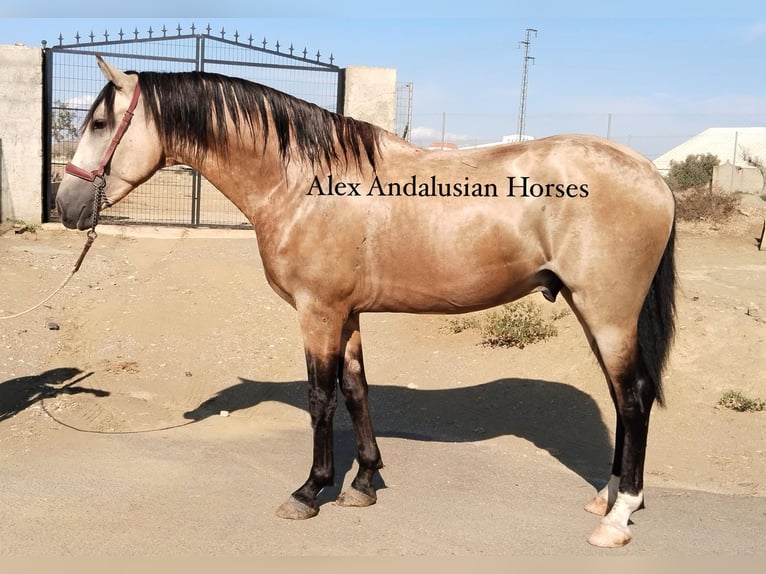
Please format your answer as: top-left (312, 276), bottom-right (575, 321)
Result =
top-left (56, 56), bottom-right (676, 547)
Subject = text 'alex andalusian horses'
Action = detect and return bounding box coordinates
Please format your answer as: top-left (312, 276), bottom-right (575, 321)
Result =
top-left (56, 56), bottom-right (676, 548)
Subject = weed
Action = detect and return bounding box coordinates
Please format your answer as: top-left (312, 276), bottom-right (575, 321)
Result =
top-left (442, 315), bottom-right (480, 334)
top-left (674, 187), bottom-right (739, 223)
top-left (718, 390), bottom-right (765, 413)
top-left (442, 300), bottom-right (569, 349)
top-left (480, 300), bottom-right (559, 348)
top-left (7, 219), bottom-right (39, 234)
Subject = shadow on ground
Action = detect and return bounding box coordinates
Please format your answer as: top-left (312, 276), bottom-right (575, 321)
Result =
top-left (0, 367), bottom-right (108, 423)
top-left (185, 377), bottom-right (612, 497)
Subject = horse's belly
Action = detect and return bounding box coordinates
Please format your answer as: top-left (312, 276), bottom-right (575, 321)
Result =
top-left (361, 243), bottom-right (544, 313)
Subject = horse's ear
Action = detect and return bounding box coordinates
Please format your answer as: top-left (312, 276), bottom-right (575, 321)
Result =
top-left (96, 55), bottom-right (136, 92)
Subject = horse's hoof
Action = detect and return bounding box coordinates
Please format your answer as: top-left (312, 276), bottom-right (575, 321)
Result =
top-left (587, 520), bottom-right (632, 548)
top-left (336, 488), bottom-right (377, 508)
top-left (275, 496), bottom-right (318, 520)
top-left (584, 495), bottom-right (609, 516)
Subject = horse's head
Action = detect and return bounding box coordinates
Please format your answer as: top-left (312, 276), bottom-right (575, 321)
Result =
top-left (56, 56), bottom-right (163, 230)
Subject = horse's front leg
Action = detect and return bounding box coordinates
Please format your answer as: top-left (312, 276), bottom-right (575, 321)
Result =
top-left (336, 313), bottom-right (383, 508)
top-left (276, 305), bottom-right (345, 520)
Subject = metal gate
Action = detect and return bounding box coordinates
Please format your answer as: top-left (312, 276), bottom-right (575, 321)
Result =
top-left (44, 23), bottom-right (341, 228)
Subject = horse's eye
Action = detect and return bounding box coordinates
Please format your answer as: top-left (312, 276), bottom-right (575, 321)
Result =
top-left (91, 119), bottom-right (108, 131)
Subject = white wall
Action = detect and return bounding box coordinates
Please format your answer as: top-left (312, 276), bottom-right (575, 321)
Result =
top-left (0, 44), bottom-right (43, 224)
top-left (341, 66), bottom-right (397, 132)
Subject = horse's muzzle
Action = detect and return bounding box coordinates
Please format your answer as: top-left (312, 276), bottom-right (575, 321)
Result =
top-left (56, 186), bottom-right (95, 230)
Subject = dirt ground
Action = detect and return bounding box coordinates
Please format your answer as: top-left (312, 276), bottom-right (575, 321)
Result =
top-left (1, 197), bottom-right (765, 557)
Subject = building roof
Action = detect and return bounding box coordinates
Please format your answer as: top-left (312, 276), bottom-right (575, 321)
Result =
top-left (653, 127), bottom-right (766, 173)
top-left (459, 134), bottom-right (535, 150)
top-left (427, 141), bottom-right (458, 150)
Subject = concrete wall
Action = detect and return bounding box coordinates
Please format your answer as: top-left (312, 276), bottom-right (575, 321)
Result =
top-left (0, 44), bottom-right (43, 224)
top-left (713, 162), bottom-right (765, 194)
top-left (341, 66), bottom-right (397, 133)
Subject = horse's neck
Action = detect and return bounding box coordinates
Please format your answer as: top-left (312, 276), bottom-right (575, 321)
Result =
top-left (180, 127), bottom-right (409, 225)
top-left (183, 137), bottom-right (309, 220)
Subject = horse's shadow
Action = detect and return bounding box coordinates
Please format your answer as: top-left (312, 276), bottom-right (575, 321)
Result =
top-left (184, 377), bottom-right (613, 498)
top-left (0, 367), bottom-right (109, 423)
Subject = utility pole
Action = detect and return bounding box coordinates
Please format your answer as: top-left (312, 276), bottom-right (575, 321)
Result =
top-left (517, 28), bottom-right (537, 141)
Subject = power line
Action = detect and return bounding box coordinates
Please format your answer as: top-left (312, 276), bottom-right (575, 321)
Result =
top-left (517, 28), bottom-right (537, 140)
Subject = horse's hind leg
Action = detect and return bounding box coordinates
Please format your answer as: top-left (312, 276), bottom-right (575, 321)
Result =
top-left (589, 345), bottom-right (655, 548)
top-left (564, 291), bottom-right (656, 547)
top-left (336, 313), bottom-right (384, 507)
top-left (584, 387), bottom-right (623, 517)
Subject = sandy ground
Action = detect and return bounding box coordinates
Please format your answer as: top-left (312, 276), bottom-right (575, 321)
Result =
top-left (0, 200), bottom-right (765, 556)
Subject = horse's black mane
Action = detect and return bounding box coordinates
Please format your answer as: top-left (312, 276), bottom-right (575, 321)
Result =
top-left (83, 71), bottom-right (381, 170)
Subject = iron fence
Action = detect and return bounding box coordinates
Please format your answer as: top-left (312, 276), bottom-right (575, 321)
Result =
top-left (44, 23), bottom-right (341, 228)
top-left (395, 81), bottom-right (413, 142)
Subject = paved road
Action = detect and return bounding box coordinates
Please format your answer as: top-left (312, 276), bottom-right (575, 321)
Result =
top-left (2, 405), bottom-right (764, 557)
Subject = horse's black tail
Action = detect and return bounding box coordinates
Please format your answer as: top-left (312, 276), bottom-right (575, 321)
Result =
top-left (637, 217), bottom-right (677, 407)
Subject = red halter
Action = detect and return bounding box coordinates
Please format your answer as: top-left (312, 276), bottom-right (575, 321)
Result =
top-left (65, 82), bottom-right (142, 185)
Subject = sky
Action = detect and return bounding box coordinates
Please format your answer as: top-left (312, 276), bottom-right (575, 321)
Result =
top-left (1, 2), bottom-right (765, 159)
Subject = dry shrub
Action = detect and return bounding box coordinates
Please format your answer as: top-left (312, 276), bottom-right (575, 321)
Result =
top-left (718, 390), bottom-right (765, 412)
top-left (443, 300), bottom-right (567, 349)
top-left (443, 315), bottom-right (480, 334)
top-left (480, 301), bottom-right (558, 348)
top-left (674, 186), bottom-right (739, 223)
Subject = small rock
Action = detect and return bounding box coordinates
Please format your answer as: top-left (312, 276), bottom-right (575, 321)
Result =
top-left (185, 371), bottom-right (193, 377)
top-left (219, 410), bottom-right (230, 417)
top-left (747, 305), bottom-right (761, 318)
top-left (46, 321), bottom-right (60, 330)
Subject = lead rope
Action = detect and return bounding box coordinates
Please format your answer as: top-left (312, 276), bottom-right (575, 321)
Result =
top-left (0, 180), bottom-right (105, 321)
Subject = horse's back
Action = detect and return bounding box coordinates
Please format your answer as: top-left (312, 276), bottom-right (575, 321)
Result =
top-left (327, 134), bottom-right (672, 314)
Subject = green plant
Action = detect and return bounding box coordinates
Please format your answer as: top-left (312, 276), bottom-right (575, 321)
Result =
top-left (442, 300), bottom-right (568, 348)
top-left (718, 390), bottom-right (765, 413)
top-left (480, 300), bottom-right (559, 349)
top-left (7, 219), bottom-right (39, 234)
top-left (664, 153), bottom-right (720, 192)
top-left (52, 100), bottom-right (79, 143)
top-left (442, 315), bottom-right (480, 334)
top-left (550, 308), bottom-right (571, 321)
